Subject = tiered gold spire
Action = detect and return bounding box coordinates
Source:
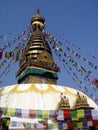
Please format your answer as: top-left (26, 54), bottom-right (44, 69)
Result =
top-left (16, 9), bottom-right (59, 84)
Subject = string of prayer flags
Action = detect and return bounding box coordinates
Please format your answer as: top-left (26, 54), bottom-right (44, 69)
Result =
top-left (1, 119), bottom-right (97, 129)
top-left (53, 32), bottom-right (97, 61)
top-left (45, 30), bottom-right (98, 73)
top-left (46, 32), bottom-right (98, 103)
top-left (8, 120), bottom-right (98, 129)
top-left (0, 26), bottom-right (30, 51)
top-left (0, 107), bottom-right (97, 121)
top-left (0, 58), bottom-right (14, 79)
top-left (0, 107), bottom-right (98, 129)
top-left (52, 42), bottom-right (97, 102)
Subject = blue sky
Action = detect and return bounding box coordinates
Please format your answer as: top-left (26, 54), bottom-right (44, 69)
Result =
top-left (0, 0), bottom-right (98, 102)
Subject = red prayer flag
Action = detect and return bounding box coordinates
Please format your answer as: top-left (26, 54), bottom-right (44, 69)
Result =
top-left (44, 123), bottom-right (48, 130)
top-left (29, 109), bottom-right (36, 118)
top-left (68, 122), bottom-right (72, 130)
top-left (0, 51), bottom-right (3, 59)
top-left (64, 109), bottom-right (70, 119)
top-left (93, 120), bottom-right (98, 126)
top-left (93, 79), bottom-right (98, 88)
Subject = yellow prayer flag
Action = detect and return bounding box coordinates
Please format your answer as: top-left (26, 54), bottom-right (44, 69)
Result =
top-left (6, 120), bottom-right (10, 126)
top-left (77, 122), bottom-right (82, 128)
top-left (77, 109), bottom-right (84, 119)
top-left (42, 110), bottom-right (49, 119)
top-left (31, 123), bottom-right (34, 128)
top-left (53, 123), bottom-right (58, 129)
top-left (7, 108), bottom-right (15, 116)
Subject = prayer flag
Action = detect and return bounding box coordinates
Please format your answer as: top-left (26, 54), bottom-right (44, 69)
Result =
top-left (0, 107), bottom-right (3, 117)
top-left (15, 108), bottom-right (22, 117)
top-left (14, 47), bottom-right (20, 62)
top-left (52, 123), bottom-right (58, 129)
top-left (68, 122), bottom-right (72, 130)
top-left (5, 52), bottom-right (13, 58)
top-left (0, 118), bottom-right (2, 125)
top-left (2, 107), bottom-right (8, 115)
top-left (63, 123), bottom-right (68, 129)
top-left (87, 121), bottom-right (93, 126)
top-left (29, 109), bottom-right (36, 118)
top-left (6, 119), bottom-right (10, 126)
top-left (85, 109), bottom-right (92, 120)
top-left (26, 123), bottom-right (31, 128)
top-left (22, 109), bottom-right (29, 118)
top-left (77, 109), bottom-right (85, 120)
top-left (83, 121), bottom-right (87, 127)
top-left (93, 120), bottom-right (98, 127)
top-left (73, 122), bottom-right (78, 129)
top-left (78, 122), bottom-right (82, 128)
top-left (0, 63), bottom-right (3, 68)
top-left (64, 109), bottom-right (71, 120)
top-left (42, 110), bottom-right (49, 119)
top-left (31, 123), bottom-right (34, 128)
top-left (91, 109), bottom-right (98, 120)
top-left (71, 110), bottom-right (78, 121)
top-left (36, 110), bottom-right (42, 118)
top-left (57, 110), bottom-right (64, 120)
top-left (12, 121), bottom-right (17, 127)
top-left (0, 51), bottom-right (3, 59)
top-left (48, 124), bottom-right (52, 129)
top-left (49, 110), bottom-right (56, 119)
top-left (7, 108), bottom-right (15, 116)
top-left (58, 123), bottom-right (63, 129)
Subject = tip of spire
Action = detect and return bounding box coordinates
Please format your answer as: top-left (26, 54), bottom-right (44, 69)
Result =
top-left (31, 9), bottom-right (45, 25)
top-left (36, 9), bottom-right (40, 15)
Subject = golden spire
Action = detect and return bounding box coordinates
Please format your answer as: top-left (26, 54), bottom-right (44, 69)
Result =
top-left (16, 10), bottom-right (59, 84)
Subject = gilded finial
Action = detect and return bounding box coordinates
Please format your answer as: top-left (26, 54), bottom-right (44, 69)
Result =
top-left (31, 9), bottom-right (45, 25)
top-left (74, 92), bottom-right (90, 109)
top-left (57, 93), bottom-right (70, 110)
top-left (36, 9), bottom-right (40, 15)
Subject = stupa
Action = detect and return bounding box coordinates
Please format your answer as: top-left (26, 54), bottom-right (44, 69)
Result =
top-left (0, 9), bottom-right (98, 130)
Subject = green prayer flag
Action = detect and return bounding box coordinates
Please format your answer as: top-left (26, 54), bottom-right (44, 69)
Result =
top-left (26, 123), bottom-right (31, 128)
top-left (3, 108), bottom-right (8, 115)
top-left (73, 122), bottom-right (78, 129)
top-left (71, 110), bottom-right (78, 121)
top-left (36, 110), bottom-right (42, 118)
